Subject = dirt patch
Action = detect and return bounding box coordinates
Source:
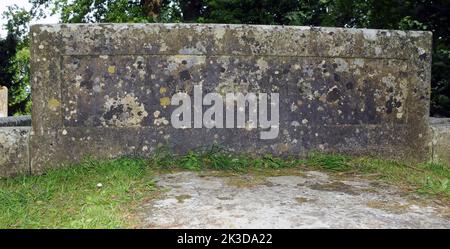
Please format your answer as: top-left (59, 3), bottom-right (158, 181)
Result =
top-left (294, 197), bottom-right (314, 204)
top-left (366, 200), bottom-right (411, 214)
top-left (175, 194), bottom-right (191, 203)
top-left (226, 175), bottom-right (269, 188)
top-left (309, 181), bottom-right (359, 195)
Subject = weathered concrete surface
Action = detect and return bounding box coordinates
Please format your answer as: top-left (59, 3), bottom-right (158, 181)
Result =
top-left (141, 171), bottom-right (449, 228)
top-left (0, 127), bottom-right (31, 178)
top-left (30, 24), bottom-right (432, 173)
top-left (0, 86), bottom-right (7, 117)
top-left (430, 118), bottom-right (450, 165)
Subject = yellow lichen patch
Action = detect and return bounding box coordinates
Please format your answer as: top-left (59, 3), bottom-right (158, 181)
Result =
top-left (107, 66), bottom-right (116, 74)
top-left (159, 87), bottom-right (167, 94)
top-left (47, 98), bottom-right (60, 111)
top-left (160, 97), bottom-right (171, 107)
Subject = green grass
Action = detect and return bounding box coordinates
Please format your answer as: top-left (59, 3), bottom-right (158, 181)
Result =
top-left (305, 152), bottom-right (351, 171)
top-left (149, 145), bottom-right (303, 171)
top-left (0, 147), bottom-right (449, 228)
top-left (149, 147), bottom-right (449, 200)
top-left (305, 153), bottom-right (450, 200)
top-left (0, 157), bottom-right (157, 228)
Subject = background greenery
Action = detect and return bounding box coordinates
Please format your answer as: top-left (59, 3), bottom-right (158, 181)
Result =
top-left (1, 0), bottom-right (449, 116)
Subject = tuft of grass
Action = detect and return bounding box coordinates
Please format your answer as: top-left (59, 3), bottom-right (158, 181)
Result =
top-left (0, 157), bottom-right (157, 228)
top-left (277, 151), bottom-right (449, 200)
top-left (148, 145), bottom-right (303, 172)
top-left (305, 153), bottom-right (351, 171)
top-left (341, 158), bottom-right (450, 200)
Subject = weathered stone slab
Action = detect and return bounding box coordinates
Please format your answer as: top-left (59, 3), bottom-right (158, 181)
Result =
top-left (30, 24), bottom-right (432, 174)
top-left (0, 127), bottom-right (30, 178)
top-left (0, 86), bottom-right (7, 117)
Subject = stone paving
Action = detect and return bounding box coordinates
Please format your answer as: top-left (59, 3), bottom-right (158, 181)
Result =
top-left (141, 171), bottom-right (449, 229)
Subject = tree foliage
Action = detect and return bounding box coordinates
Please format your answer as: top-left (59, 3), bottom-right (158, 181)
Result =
top-left (1, 0), bottom-right (449, 116)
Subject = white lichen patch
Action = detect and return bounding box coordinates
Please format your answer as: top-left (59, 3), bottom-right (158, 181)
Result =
top-left (160, 42), bottom-right (168, 52)
top-left (362, 29), bottom-right (378, 41)
top-left (354, 59), bottom-right (365, 68)
top-left (298, 80), bottom-right (313, 100)
top-left (101, 94), bottom-right (148, 127)
top-left (214, 28), bottom-right (226, 40)
top-left (256, 57), bottom-right (269, 72)
top-left (167, 55), bottom-right (206, 72)
top-left (132, 56), bottom-right (147, 80)
top-left (333, 58), bottom-right (349, 73)
top-left (380, 73), bottom-right (407, 118)
top-left (154, 117), bottom-right (169, 126)
top-left (291, 121), bottom-right (300, 127)
top-left (290, 102), bottom-right (298, 112)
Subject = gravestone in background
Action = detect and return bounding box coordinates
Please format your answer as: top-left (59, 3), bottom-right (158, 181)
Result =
top-left (0, 86), bottom-right (7, 117)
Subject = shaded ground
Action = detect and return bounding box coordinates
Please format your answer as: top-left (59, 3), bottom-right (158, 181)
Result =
top-left (140, 171), bottom-right (450, 228)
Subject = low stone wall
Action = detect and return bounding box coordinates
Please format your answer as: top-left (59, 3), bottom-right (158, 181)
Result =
top-left (0, 126), bottom-right (31, 178)
top-left (430, 118), bottom-right (450, 165)
top-left (1, 117), bottom-right (448, 178)
top-left (0, 115), bottom-right (32, 127)
top-left (0, 116), bottom-right (32, 178)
